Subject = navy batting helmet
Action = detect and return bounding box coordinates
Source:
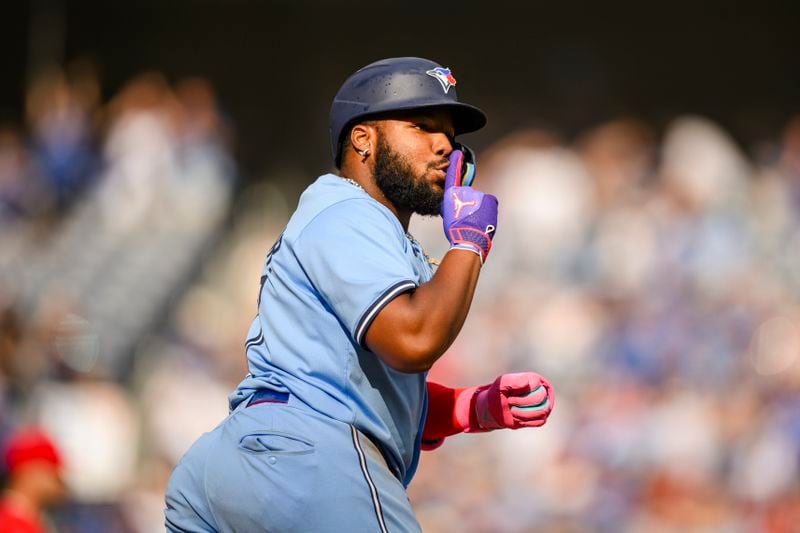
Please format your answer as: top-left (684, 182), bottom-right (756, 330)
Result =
top-left (330, 57), bottom-right (487, 167)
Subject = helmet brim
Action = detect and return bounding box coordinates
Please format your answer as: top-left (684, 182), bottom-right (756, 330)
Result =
top-left (355, 101), bottom-right (487, 136)
top-left (440, 101), bottom-right (488, 136)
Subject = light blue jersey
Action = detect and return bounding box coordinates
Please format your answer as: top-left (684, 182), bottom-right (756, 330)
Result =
top-left (229, 174), bottom-right (435, 485)
top-left (165, 174), bottom-right (436, 532)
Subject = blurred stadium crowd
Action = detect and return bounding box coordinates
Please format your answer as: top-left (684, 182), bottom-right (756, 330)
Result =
top-left (2, 62), bottom-right (800, 531)
top-left (0, 63), bottom-right (237, 531)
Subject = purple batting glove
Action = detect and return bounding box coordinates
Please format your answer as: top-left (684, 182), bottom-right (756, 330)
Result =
top-left (442, 150), bottom-right (498, 264)
top-left (475, 372), bottom-right (554, 430)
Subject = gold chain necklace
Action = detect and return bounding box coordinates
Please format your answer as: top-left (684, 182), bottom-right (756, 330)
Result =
top-left (404, 231), bottom-right (441, 267)
top-left (338, 176), bottom-right (440, 267)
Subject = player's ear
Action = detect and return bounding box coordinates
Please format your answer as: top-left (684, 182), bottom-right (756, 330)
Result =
top-left (350, 123), bottom-right (375, 160)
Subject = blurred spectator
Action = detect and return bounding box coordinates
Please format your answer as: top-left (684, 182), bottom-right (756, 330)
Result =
top-left (0, 427), bottom-right (66, 533)
top-left (576, 118), bottom-right (655, 210)
top-left (170, 76), bottom-right (236, 222)
top-left (26, 62), bottom-right (99, 214)
top-left (34, 380), bottom-right (138, 504)
top-left (173, 77), bottom-right (233, 154)
top-left (95, 72), bottom-right (180, 232)
top-left (0, 124), bottom-right (51, 223)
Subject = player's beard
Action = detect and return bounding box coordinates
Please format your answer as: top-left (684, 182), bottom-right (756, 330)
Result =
top-left (373, 134), bottom-right (444, 216)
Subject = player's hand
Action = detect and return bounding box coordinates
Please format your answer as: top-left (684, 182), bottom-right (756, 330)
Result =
top-left (442, 149), bottom-right (498, 264)
top-left (456, 372), bottom-right (554, 431)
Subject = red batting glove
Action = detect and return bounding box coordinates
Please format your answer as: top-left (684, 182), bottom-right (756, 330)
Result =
top-left (456, 372), bottom-right (554, 432)
top-left (421, 374), bottom-right (554, 450)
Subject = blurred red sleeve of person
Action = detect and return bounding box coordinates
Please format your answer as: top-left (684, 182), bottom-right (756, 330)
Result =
top-left (0, 427), bottom-right (65, 533)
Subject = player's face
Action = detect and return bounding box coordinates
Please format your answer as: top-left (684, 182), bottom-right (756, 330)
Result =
top-left (372, 111), bottom-right (455, 216)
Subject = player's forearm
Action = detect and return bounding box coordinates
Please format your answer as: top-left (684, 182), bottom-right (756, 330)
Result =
top-left (405, 248), bottom-right (481, 353)
top-left (365, 248), bottom-right (481, 373)
top-left (421, 381), bottom-right (467, 449)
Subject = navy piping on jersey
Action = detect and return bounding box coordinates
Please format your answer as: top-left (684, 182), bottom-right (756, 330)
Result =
top-left (355, 280), bottom-right (417, 349)
top-left (350, 426), bottom-right (389, 533)
top-left (244, 331), bottom-right (264, 352)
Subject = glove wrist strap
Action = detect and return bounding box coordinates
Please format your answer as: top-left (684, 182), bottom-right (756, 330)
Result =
top-left (448, 227), bottom-right (492, 263)
top-left (474, 386), bottom-right (504, 430)
top-left (455, 385), bottom-right (494, 433)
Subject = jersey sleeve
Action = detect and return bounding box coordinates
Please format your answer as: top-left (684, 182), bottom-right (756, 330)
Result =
top-left (295, 198), bottom-right (418, 349)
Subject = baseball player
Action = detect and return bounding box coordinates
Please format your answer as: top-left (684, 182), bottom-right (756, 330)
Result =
top-left (165, 57), bottom-right (554, 532)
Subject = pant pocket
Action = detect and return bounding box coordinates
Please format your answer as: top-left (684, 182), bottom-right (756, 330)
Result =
top-left (238, 431), bottom-right (315, 455)
top-left (207, 428), bottom-right (320, 531)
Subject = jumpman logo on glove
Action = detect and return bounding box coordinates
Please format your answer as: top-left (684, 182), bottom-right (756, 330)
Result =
top-left (451, 191), bottom-right (478, 219)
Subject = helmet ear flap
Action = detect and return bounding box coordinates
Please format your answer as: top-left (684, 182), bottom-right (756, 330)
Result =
top-left (453, 142), bottom-right (477, 187)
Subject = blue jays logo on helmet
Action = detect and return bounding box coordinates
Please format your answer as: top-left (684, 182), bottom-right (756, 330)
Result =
top-left (426, 67), bottom-right (457, 94)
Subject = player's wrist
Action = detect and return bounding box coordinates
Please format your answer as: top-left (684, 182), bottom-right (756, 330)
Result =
top-left (474, 386), bottom-right (504, 430)
top-left (448, 244), bottom-right (485, 264)
top-left (448, 230), bottom-right (492, 264)
top-left (454, 385), bottom-right (491, 433)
